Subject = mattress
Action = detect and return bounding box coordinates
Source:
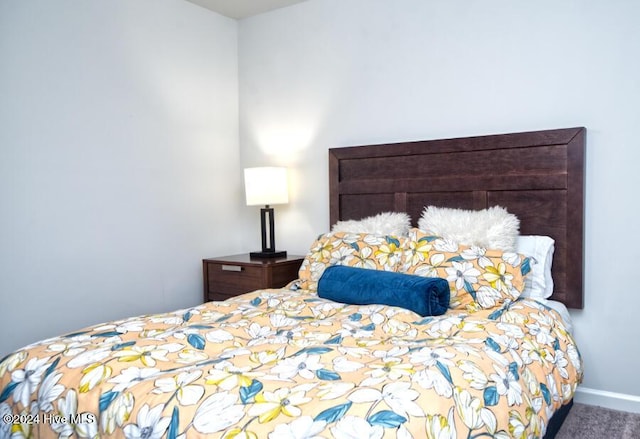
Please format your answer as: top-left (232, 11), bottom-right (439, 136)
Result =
top-left (0, 286), bottom-right (582, 438)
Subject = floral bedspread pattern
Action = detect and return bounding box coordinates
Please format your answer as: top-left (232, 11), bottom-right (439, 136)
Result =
top-left (0, 288), bottom-right (582, 439)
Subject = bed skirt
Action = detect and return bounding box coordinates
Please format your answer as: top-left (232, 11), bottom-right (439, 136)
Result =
top-left (544, 399), bottom-right (573, 439)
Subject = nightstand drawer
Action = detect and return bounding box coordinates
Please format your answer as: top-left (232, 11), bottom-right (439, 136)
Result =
top-left (203, 254), bottom-right (304, 303)
top-left (207, 291), bottom-right (244, 302)
top-left (206, 263), bottom-right (263, 295)
top-left (270, 264), bottom-right (300, 287)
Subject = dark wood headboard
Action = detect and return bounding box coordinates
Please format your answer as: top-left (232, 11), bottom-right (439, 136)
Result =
top-left (329, 127), bottom-right (585, 309)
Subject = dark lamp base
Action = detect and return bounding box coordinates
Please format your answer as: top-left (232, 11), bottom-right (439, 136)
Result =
top-left (250, 250), bottom-right (287, 259)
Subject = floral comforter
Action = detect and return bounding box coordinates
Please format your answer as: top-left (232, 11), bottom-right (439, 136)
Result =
top-left (0, 287), bottom-right (582, 439)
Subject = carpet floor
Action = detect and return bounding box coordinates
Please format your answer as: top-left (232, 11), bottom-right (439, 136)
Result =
top-left (556, 403), bottom-right (640, 438)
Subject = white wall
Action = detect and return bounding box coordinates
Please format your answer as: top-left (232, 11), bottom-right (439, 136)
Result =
top-left (0, 0), bottom-right (241, 356)
top-left (239, 0), bottom-right (640, 409)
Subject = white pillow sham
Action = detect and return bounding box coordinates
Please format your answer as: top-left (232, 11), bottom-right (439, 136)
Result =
top-left (516, 235), bottom-right (555, 299)
top-left (331, 211), bottom-right (411, 236)
top-left (418, 205), bottom-right (520, 251)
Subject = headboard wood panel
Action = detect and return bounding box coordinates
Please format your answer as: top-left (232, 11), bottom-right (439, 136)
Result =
top-left (329, 127), bottom-right (585, 308)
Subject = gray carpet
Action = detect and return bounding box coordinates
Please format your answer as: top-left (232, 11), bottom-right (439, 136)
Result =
top-left (556, 403), bottom-right (640, 438)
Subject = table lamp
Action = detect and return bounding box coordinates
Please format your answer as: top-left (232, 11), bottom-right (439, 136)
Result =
top-left (244, 167), bottom-right (288, 258)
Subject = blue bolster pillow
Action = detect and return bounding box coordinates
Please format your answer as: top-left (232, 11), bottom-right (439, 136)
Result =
top-left (317, 265), bottom-right (450, 317)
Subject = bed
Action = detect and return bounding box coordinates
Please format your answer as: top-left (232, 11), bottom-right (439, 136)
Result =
top-left (0, 127), bottom-right (584, 439)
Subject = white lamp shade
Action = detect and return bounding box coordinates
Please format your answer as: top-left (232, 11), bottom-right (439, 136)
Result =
top-left (244, 167), bottom-right (289, 206)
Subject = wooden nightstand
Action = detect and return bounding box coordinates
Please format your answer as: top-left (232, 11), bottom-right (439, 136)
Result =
top-left (203, 254), bottom-right (305, 302)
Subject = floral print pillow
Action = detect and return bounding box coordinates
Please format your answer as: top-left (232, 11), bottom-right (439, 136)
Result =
top-left (298, 231), bottom-right (405, 291)
top-left (401, 228), bottom-right (530, 310)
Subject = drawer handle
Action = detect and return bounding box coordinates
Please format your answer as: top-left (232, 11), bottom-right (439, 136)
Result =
top-left (221, 265), bottom-right (243, 272)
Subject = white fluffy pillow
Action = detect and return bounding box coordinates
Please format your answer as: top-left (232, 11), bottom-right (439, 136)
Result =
top-left (331, 211), bottom-right (411, 236)
top-left (516, 235), bottom-right (555, 299)
top-left (418, 205), bottom-right (520, 251)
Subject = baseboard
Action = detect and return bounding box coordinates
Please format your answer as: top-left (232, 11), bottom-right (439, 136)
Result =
top-left (574, 386), bottom-right (640, 413)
